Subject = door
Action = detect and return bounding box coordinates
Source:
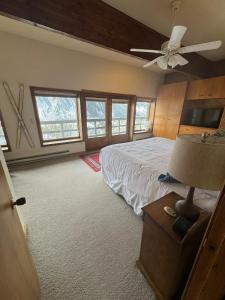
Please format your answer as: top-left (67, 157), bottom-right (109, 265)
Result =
top-left (0, 158), bottom-right (40, 299)
top-left (110, 98), bottom-right (130, 145)
top-left (83, 92), bottom-right (132, 151)
top-left (83, 96), bottom-right (109, 150)
top-left (153, 82), bottom-right (187, 139)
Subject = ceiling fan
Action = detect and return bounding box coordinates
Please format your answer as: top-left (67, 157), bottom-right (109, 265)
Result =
top-left (130, 25), bottom-right (222, 70)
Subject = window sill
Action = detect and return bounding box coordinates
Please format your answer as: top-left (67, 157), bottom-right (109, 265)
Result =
top-left (133, 130), bottom-right (152, 134)
top-left (1, 146), bottom-right (10, 152)
top-left (42, 138), bottom-right (83, 147)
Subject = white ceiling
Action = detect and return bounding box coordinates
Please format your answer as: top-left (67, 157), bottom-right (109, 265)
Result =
top-left (0, 15), bottom-right (167, 73)
top-left (103, 0), bottom-right (225, 61)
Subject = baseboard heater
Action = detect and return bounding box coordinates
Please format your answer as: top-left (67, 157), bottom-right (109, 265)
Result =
top-left (7, 150), bottom-right (70, 166)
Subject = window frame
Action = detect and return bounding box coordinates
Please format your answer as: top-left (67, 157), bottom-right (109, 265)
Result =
top-left (30, 87), bottom-right (83, 147)
top-left (0, 110), bottom-right (11, 152)
top-left (134, 97), bottom-right (155, 134)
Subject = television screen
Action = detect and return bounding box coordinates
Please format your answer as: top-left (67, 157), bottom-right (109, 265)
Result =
top-left (183, 108), bottom-right (224, 128)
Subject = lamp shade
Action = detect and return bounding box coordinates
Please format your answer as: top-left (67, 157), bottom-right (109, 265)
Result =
top-left (168, 135), bottom-right (225, 191)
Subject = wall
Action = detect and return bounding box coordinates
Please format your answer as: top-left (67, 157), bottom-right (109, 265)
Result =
top-left (0, 31), bottom-right (163, 160)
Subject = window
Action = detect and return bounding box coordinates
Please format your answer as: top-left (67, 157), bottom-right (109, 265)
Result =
top-left (0, 111), bottom-right (10, 151)
top-left (112, 99), bottom-right (128, 135)
top-left (134, 99), bottom-right (152, 133)
top-left (31, 87), bottom-right (82, 146)
top-left (86, 98), bottom-right (107, 138)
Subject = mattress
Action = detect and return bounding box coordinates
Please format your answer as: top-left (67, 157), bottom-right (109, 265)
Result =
top-left (100, 137), bottom-right (218, 215)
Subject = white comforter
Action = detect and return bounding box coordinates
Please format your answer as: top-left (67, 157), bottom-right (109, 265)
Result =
top-left (100, 137), bottom-right (218, 215)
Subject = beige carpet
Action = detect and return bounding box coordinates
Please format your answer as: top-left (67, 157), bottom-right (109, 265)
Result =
top-left (12, 156), bottom-right (157, 300)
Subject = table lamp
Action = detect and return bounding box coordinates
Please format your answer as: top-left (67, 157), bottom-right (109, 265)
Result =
top-left (168, 134), bottom-right (225, 221)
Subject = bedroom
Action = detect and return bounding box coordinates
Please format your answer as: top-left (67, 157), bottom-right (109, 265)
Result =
top-left (0, 1), bottom-right (225, 300)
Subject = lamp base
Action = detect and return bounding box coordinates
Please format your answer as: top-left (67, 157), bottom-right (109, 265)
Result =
top-left (175, 187), bottom-right (200, 222)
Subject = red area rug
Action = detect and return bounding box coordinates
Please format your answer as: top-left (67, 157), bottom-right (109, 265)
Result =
top-left (80, 152), bottom-right (101, 172)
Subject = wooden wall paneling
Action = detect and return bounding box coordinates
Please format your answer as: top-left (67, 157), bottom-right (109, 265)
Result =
top-left (179, 125), bottom-right (216, 135)
top-left (187, 76), bottom-right (225, 100)
top-left (153, 82), bottom-right (187, 139)
top-left (182, 185), bottom-right (225, 300)
top-left (0, 0), bottom-right (220, 78)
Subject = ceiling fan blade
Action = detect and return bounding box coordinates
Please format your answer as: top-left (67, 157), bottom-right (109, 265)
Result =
top-left (178, 40), bottom-right (222, 54)
top-left (143, 56), bottom-right (163, 68)
top-left (130, 48), bottom-right (163, 54)
top-left (168, 25), bottom-right (187, 49)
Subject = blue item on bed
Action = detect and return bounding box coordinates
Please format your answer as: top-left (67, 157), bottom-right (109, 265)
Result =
top-left (158, 172), bottom-right (180, 183)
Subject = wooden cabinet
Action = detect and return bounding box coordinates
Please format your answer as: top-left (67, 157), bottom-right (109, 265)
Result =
top-left (153, 82), bottom-right (187, 139)
top-left (187, 76), bottom-right (225, 100)
top-left (179, 125), bottom-right (216, 135)
top-left (137, 192), bottom-right (210, 300)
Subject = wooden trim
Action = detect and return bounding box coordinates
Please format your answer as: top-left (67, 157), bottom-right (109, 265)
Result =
top-left (129, 96), bottom-right (136, 140)
top-left (80, 91), bottom-right (88, 152)
top-left (136, 96), bottom-right (156, 102)
top-left (82, 89), bottom-right (135, 99)
top-left (30, 86), bottom-right (83, 147)
top-left (30, 86), bottom-right (80, 96)
top-left (0, 110), bottom-right (11, 152)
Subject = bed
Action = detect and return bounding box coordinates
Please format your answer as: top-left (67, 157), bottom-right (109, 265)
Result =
top-left (100, 137), bottom-right (218, 215)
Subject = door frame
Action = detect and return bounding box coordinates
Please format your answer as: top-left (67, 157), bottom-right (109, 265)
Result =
top-left (81, 90), bottom-right (135, 151)
top-left (0, 151), bottom-right (40, 299)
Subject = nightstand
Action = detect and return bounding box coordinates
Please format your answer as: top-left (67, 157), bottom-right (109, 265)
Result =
top-left (137, 192), bottom-right (210, 300)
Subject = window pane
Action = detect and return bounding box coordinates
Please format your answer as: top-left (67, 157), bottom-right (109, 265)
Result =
top-left (86, 99), bottom-right (106, 138)
top-left (0, 124), bottom-right (7, 146)
top-left (112, 102), bottom-right (128, 136)
top-left (0, 116), bottom-right (9, 151)
top-left (135, 101), bottom-right (151, 132)
top-left (35, 96), bottom-right (79, 141)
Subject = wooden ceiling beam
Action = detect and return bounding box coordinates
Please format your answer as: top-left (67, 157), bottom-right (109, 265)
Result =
top-left (0, 0), bottom-right (222, 78)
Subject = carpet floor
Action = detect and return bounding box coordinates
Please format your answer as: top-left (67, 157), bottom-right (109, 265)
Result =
top-left (11, 156), bottom-right (157, 300)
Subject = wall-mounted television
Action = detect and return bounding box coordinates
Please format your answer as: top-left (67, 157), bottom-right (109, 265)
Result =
top-left (182, 107), bottom-right (224, 128)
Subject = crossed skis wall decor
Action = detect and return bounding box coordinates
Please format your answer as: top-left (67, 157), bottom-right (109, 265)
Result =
top-left (2, 81), bottom-right (34, 148)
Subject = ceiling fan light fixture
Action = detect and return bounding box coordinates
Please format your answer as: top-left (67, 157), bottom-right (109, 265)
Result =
top-left (157, 56), bottom-right (168, 70)
top-left (168, 56), bottom-right (178, 68)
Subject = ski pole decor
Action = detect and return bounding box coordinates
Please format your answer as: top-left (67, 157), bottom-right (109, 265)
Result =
top-left (2, 81), bottom-right (34, 148)
top-left (16, 83), bottom-right (24, 148)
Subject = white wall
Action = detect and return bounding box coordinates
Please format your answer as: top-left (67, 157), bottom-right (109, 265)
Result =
top-left (0, 31), bottom-right (163, 160)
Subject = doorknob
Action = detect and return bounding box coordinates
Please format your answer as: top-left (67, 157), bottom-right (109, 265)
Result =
top-left (12, 197), bottom-right (26, 206)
